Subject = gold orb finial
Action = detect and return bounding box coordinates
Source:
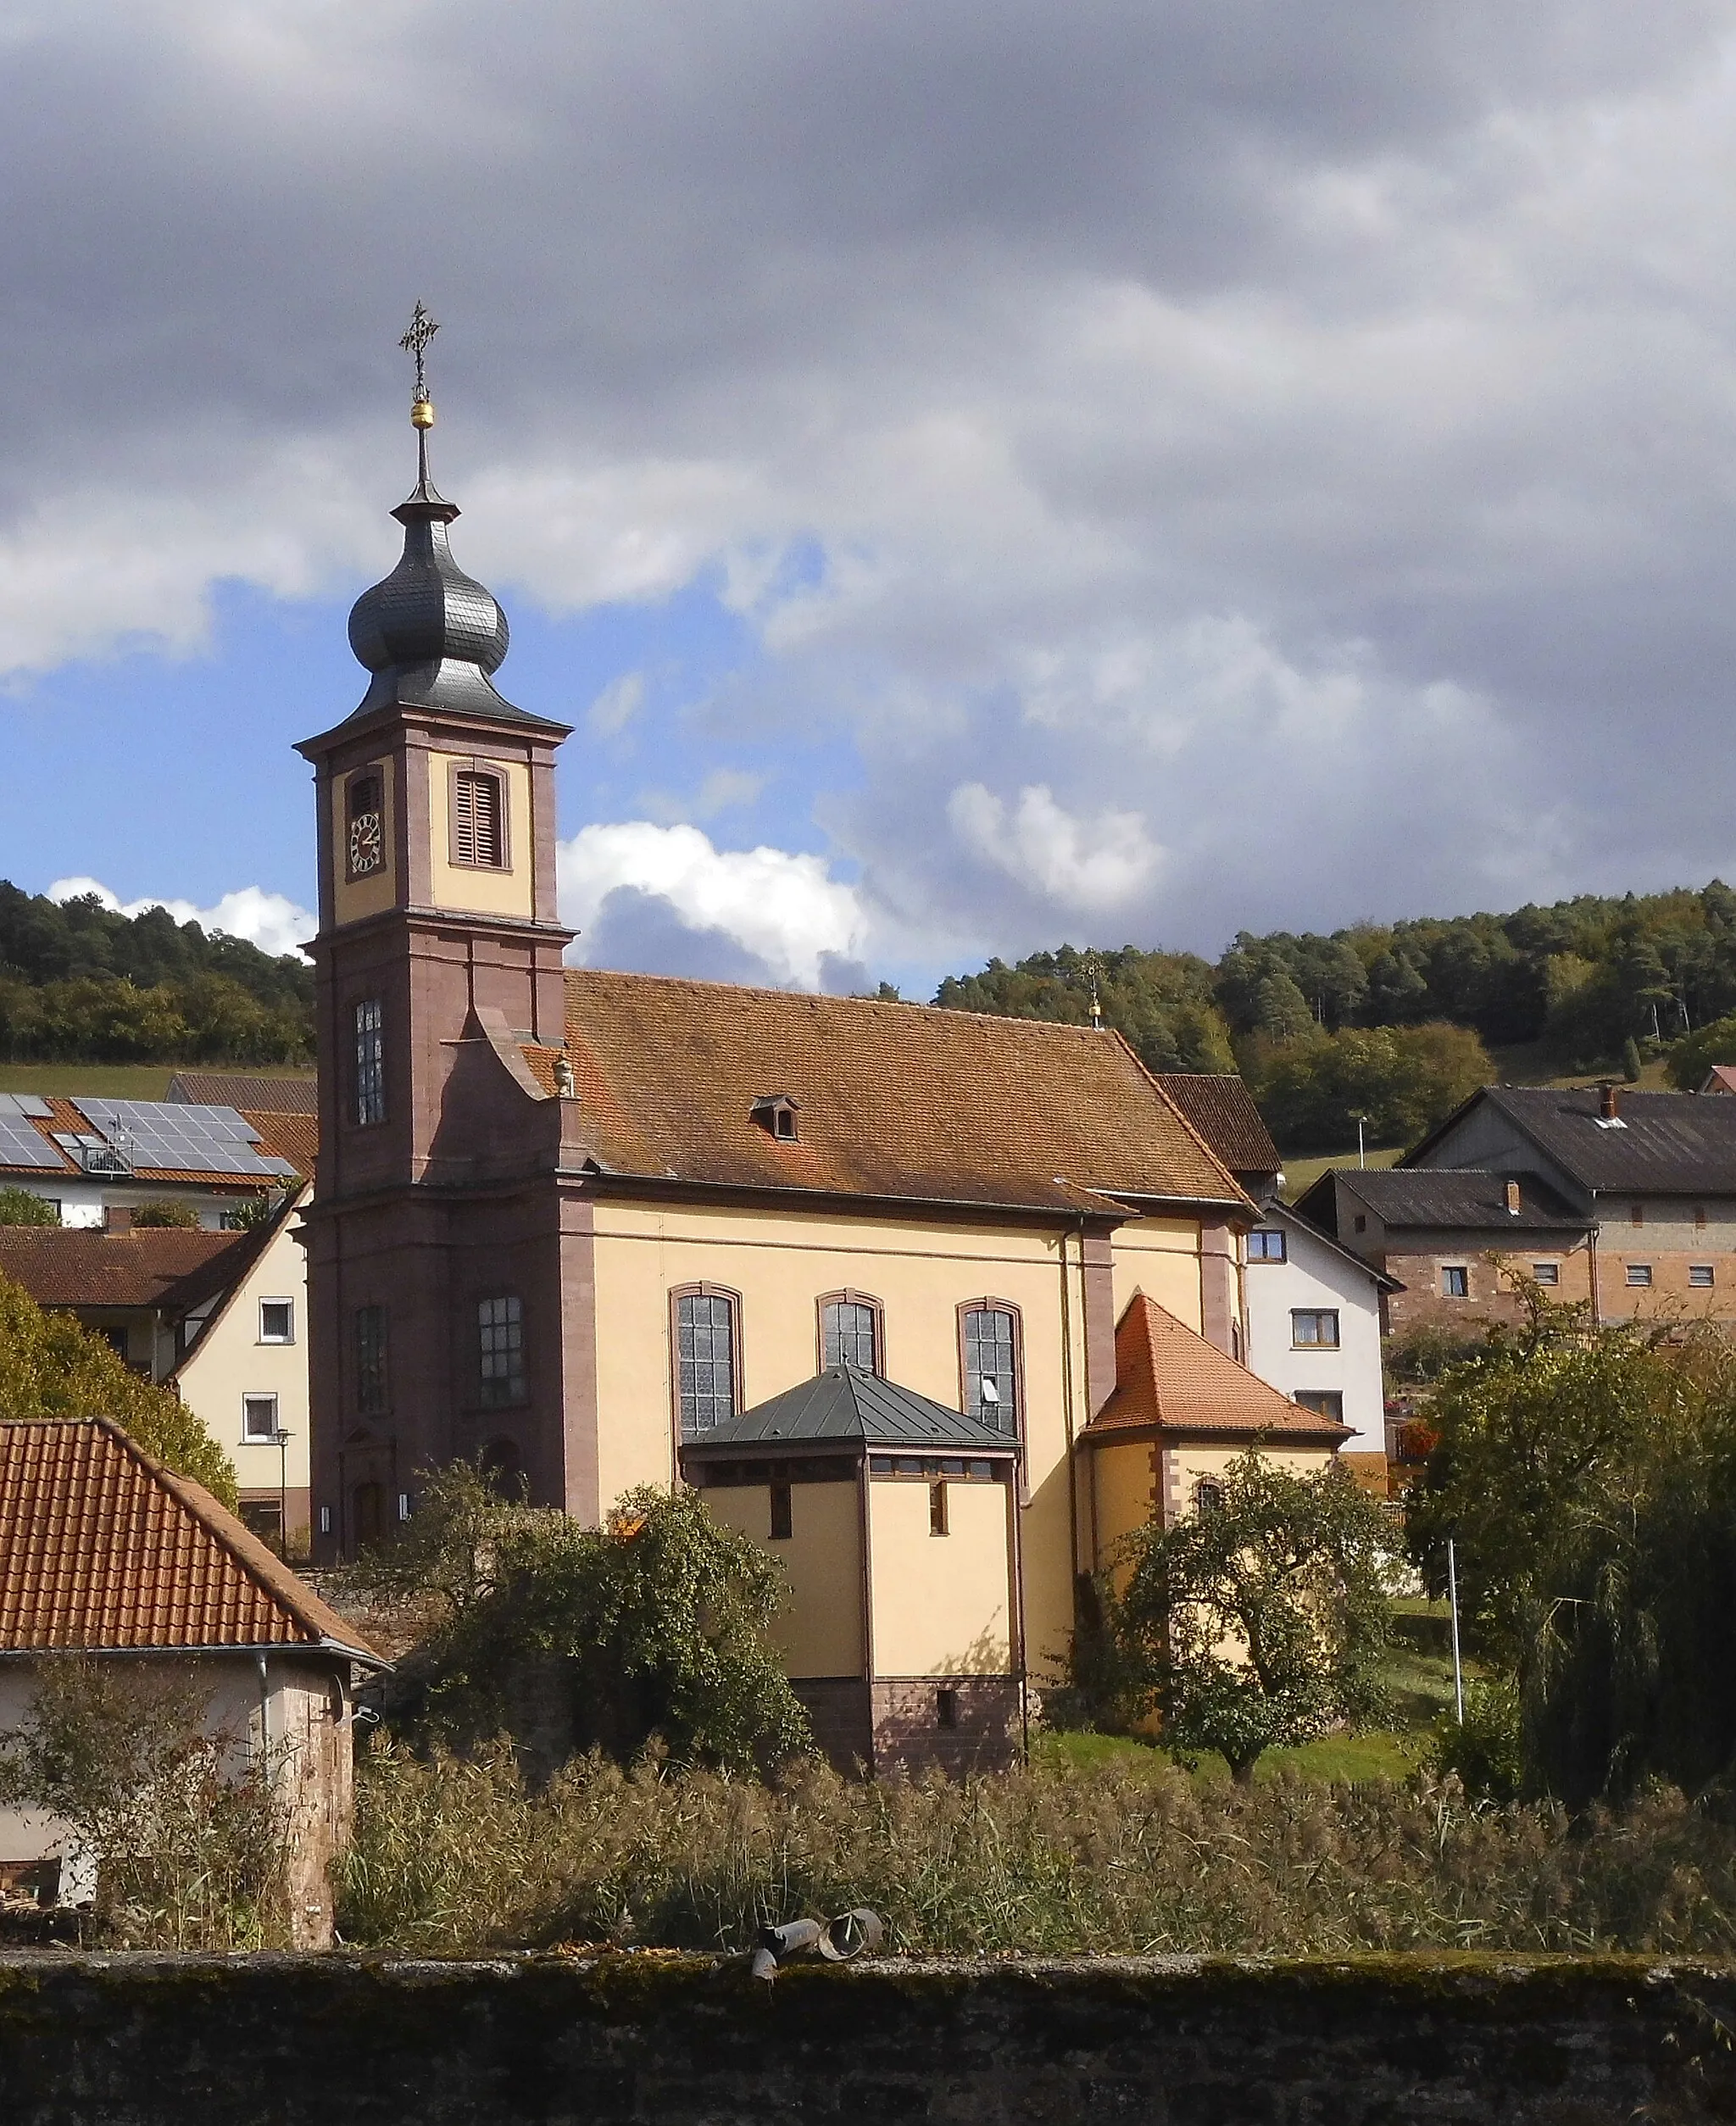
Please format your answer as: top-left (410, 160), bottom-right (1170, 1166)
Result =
top-left (411, 396), bottom-right (435, 430)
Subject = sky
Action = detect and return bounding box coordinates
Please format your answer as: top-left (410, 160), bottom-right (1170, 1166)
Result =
top-left (5, 3), bottom-right (1736, 995)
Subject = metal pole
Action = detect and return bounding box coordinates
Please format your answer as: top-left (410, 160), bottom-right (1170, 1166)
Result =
top-left (1357, 1116), bottom-right (1366, 1169)
top-left (1447, 1536), bottom-right (1465, 1725)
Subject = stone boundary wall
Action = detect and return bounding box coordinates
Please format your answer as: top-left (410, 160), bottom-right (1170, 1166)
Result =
top-left (3, 1951), bottom-right (1736, 2123)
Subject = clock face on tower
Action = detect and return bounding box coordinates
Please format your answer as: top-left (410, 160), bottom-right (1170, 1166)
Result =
top-left (348, 810), bottom-right (384, 877)
top-left (344, 769), bottom-right (387, 882)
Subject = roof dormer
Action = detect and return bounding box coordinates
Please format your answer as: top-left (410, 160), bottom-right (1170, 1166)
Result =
top-left (751, 1094), bottom-right (802, 1144)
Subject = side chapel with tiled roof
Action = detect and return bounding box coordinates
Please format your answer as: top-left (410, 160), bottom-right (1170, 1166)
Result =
top-left (292, 379), bottom-right (1348, 1770)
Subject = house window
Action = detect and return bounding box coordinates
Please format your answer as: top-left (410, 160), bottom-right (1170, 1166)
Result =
top-left (100, 1326), bottom-right (128, 1359)
top-left (259, 1298), bottom-right (294, 1344)
top-left (1532, 1262), bottom-right (1561, 1286)
top-left (1626, 1263), bottom-right (1653, 1288)
top-left (1294, 1390), bottom-right (1344, 1422)
top-left (1695, 1206), bottom-right (1708, 1233)
top-left (961, 1304), bottom-right (1021, 1436)
top-left (240, 1498), bottom-right (284, 1546)
top-left (1194, 1478), bottom-right (1225, 1514)
top-left (1691, 1264), bottom-right (1716, 1288)
top-left (353, 999), bottom-right (386, 1126)
top-left (929, 1482), bottom-right (949, 1537)
top-left (675, 1288), bottom-right (738, 1435)
top-left (346, 769), bottom-right (385, 880)
top-left (751, 1094), bottom-right (800, 1141)
top-left (478, 1296), bottom-right (526, 1407)
top-left (936, 1687), bottom-right (960, 1730)
top-left (1248, 1228), bottom-right (1286, 1262)
top-left (1290, 1309), bottom-right (1339, 1348)
top-left (354, 1305), bottom-right (388, 1415)
top-left (770, 1482), bottom-right (793, 1541)
top-left (451, 767), bottom-right (506, 869)
top-left (821, 1294), bottom-right (881, 1372)
top-left (1631, 1204), bottom-right (1645, 1227)
top-left (242, 1394), bottom-right (279, 1444)
top-left (1353, 1213), bottom-right (1367, 1233)
top-left (1441, 1266), bottom-right (1470, 1300)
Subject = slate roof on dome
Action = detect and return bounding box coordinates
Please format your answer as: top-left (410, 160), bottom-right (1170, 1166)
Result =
top-left (680, 1367), bottom-right (1017, 1454)
top-left (335, 431), bottom-right (565, 732)
top-left (0, 1418), bottom-right (381, 1660)
top-left (1405, 1085), bottom-right (1736, 1195)
top-left (558, 970), bottom-right (1249, 1217)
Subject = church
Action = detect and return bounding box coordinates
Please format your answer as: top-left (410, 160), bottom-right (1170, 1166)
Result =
top-left (295, 348), bottom-right (1349, 1769)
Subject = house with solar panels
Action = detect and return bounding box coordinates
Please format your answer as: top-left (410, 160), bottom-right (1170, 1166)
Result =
top-left (0, 1092), bottom-right (306, 1231)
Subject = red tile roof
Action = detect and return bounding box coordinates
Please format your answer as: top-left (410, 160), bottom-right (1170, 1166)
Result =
top-left (1086, 1293), bottom-right (1350, 1444)
top-left (0, 1227), bottom-right (249, 1312)
top-left (168, 1073), bottom-right (317, 1115)
top-left (1149, 1074), bottom-right (1280, 1181)
top-left (0, 1419), bottom-right (379, 1657)
top-left (560, 971), bottom-right (1247, 1216)
top-left (240, 1110), bottom-right (317, 1177)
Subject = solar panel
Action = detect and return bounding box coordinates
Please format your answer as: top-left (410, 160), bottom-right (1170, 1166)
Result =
top-left (0, 1093), bottom-right (53, 1120)
top-left (75, 1099), bottom-right (292, 1179)
top-left (0, 1116), bottom-right (58, 1169)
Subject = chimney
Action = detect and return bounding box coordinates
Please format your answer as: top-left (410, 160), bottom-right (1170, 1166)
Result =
top-left (104, 1205), bottom-right (132, 1234)
top-left (1505, 1179), bottom-right (1521, 1216)
top-left (1600, 1082), bottom-right (1620, 1121)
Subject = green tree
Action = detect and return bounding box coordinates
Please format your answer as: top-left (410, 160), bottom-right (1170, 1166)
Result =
top-left (362, 1463), bottom-right (810, 1773)
top-left (1666, 1010), bottom-right (1736, 1088)
top-left (1104, 1452), bottom-right (1394, 1783)
top-left (0, 1272), bottom-right (236, 1503)
top-left (0, 1187), bottom-right (58, 1227)
top-left (1242, 1021), bottom-right (1491, 1154)
top-left (131, 1199), bottom-right (201, 1229)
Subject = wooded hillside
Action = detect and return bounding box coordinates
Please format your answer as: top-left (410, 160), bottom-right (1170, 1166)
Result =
top-left (933, 882), bottom-right (1736, 1154)
top-left (0, 882), bottom-right (313, 1066)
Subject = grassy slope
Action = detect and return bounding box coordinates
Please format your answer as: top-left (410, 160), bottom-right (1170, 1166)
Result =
top-left (1038, 1634), bottom-right (1467, 1786)
top-left (0, 1063), bottom-right (311, 1099)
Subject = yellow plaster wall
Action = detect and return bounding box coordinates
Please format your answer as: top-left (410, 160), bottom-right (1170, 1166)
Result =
top-left (1110, 1216), bottom-right (1205, 1333)
top-left (329, 761), bottom-right (397, 927)
top-left (702, 1482), bottom-right (864, 1678)
top-left (867, 1477), bottom-right (1013, 1677)
top-left (1162, 1439), bottom-right (1341, 1522)
top-left (1088, 1437), bottom-right (1158, 1578)
top-left (426, 752), bottom-right (533, 917)
top-left (589, 1199), bottom-right (1082, 1663)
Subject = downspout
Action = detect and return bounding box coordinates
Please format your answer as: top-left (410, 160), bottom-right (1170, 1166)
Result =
top-left (1588, 1194), bottom-right (1601, 1326)
top-left (255, 1651), bottom-right (270, 1767)
top-left (1058, 1219), bottom-right (1082, 1576)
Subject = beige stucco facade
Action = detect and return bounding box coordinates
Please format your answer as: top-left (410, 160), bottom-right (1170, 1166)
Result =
top-left (587, 1197), bottom-right (1221, 1672)
top-left (704, 1479), bottom-right (865, 1678)
top-left (426, 750), bottom-right (535, 918)
top-left (867, 1473), bottom-right (1014, 1678)
top-left (174, 1193), bottom-right (313, 1547)
top-left (1087, 1433), bottom-right (1343, 1581)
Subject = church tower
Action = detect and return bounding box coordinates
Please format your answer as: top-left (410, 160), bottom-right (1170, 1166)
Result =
top-left (297, 310), bottom-right (576, 1558)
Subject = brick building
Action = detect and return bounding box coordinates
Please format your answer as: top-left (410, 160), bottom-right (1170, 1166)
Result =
top-left (1295, 1082), bottom-right (1736, 1330)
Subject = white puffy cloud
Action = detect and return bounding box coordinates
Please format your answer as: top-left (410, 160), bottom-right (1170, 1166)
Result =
top-left (557, 823), bottom-right (871, 990)
top-left (947, 784), bottom-right (1163, 912)
top-left (47, 877), bottom-right (315, 960)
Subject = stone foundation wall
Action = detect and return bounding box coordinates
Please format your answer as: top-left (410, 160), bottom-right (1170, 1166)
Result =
top-left (871, 1677), bottom-right (1020, 1775)
top-left (5, 1952), bottom-right (1733, 2124)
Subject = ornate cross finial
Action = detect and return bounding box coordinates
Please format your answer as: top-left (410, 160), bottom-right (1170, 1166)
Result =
top-left (399, 301), bottom-right (440, 420)
top-left (1082, 949), bottom-right (1105, 1030)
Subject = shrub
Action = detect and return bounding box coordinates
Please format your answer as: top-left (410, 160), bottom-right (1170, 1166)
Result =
top-left (0, 1186), bottom-right (58, 1227)
top-left (0, 1271), bottom-right (236, 1502)
top-left (360, 1464), bottom-right (810, 1774)
top-left (1433, 1676), bottom-right (1524, 1803)
top-left (130, 1199), bottom-right (199, 1229)
top-left (0, 1656), bottom-right (290, 1948)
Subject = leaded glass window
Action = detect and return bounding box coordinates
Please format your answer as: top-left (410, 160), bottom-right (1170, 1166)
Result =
top-left (676, 1291), bottom-right (737, 1434)
top-left (478, 1295), bottom-right (526, 1406)
top-left (963, 1306), bottom-right (1019, 1436)
top-left (822, 1298), bottom-right (878, 1372)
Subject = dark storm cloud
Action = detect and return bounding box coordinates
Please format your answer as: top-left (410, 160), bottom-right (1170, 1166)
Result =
top-left (4, 1), bottom-right (1736, 974)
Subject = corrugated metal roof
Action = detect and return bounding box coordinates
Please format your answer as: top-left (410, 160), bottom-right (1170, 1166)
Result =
top-left (682, 1366), bottom-right (1016, 1452)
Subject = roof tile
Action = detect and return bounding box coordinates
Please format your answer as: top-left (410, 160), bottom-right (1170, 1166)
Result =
top-left (1087, 1293), bottom-right (1350, 1442)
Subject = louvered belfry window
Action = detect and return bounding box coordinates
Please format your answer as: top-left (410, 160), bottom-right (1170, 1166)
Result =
top-left (453, 769), bottom-right (504, 868)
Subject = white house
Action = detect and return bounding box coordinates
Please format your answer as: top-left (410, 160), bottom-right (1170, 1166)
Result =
top-left (1241, 1199), bottom-right (1392, 1458)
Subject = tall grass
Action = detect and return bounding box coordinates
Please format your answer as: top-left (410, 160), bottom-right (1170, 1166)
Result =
top-left (340, 1740), bottom-right (1736, 1958)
